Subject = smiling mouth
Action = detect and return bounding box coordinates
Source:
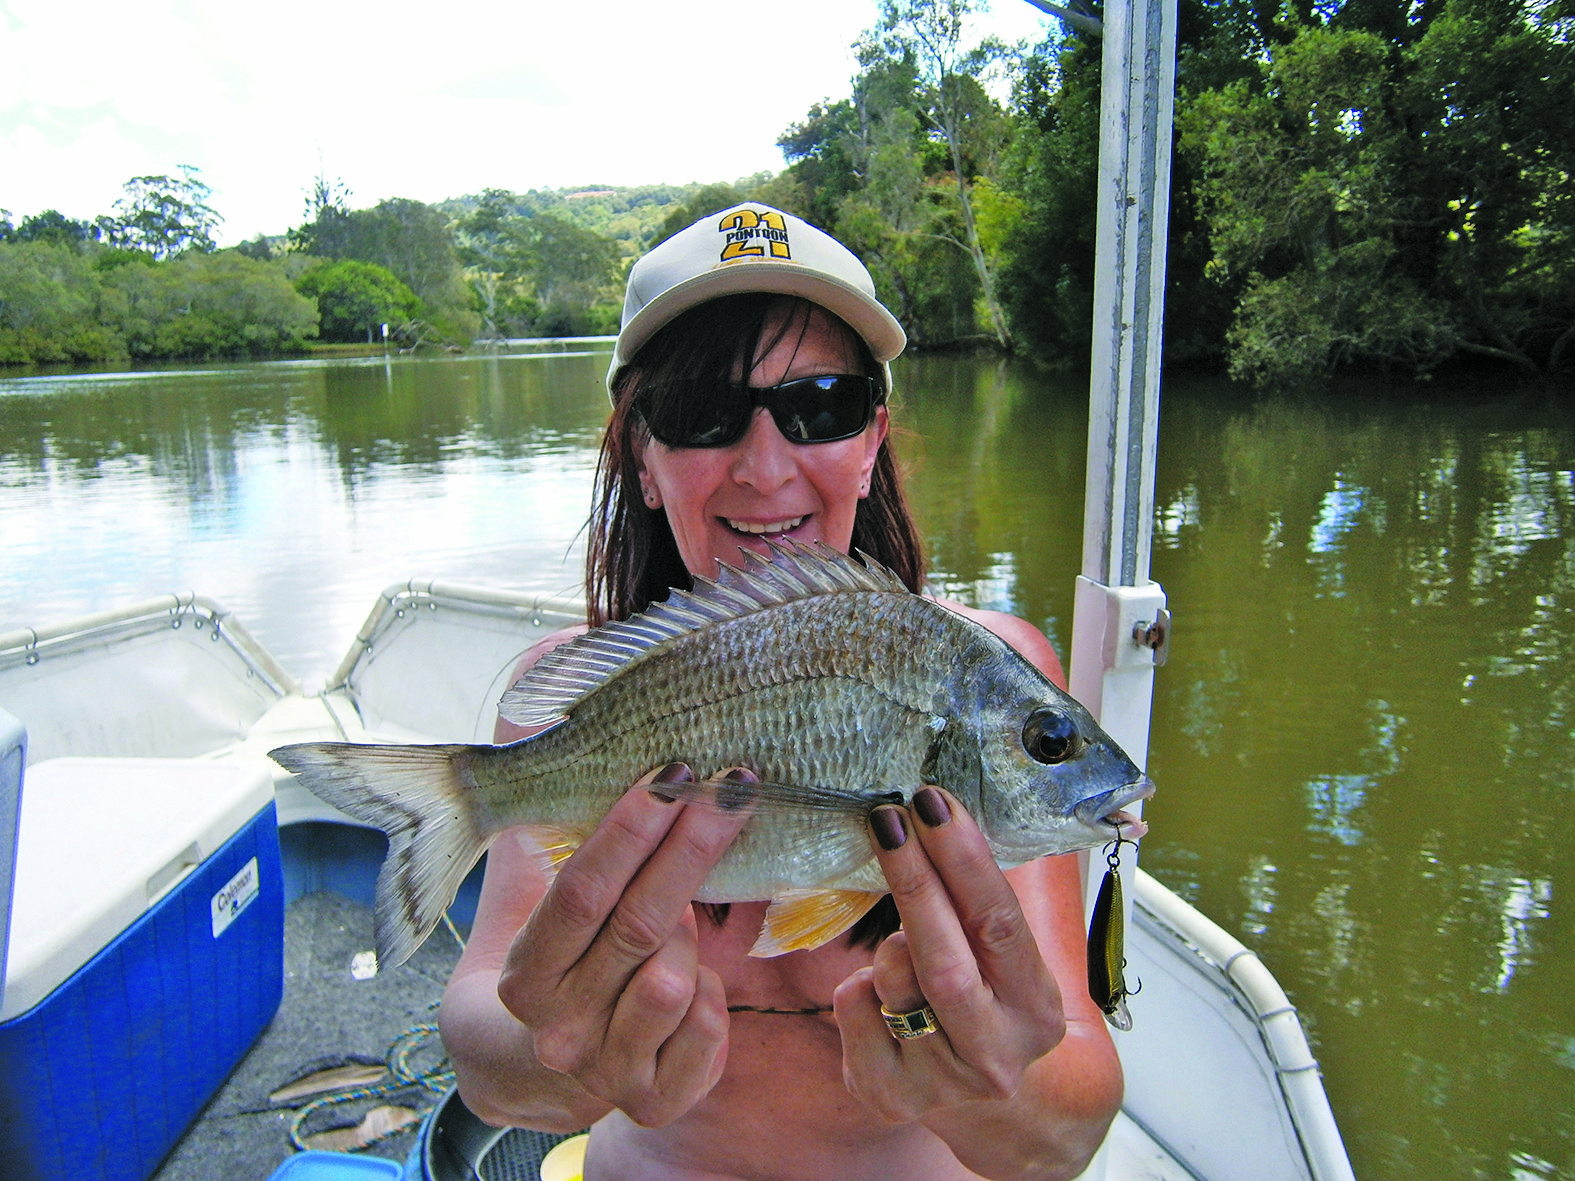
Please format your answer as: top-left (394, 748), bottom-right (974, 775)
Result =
top-left (726, 516), bottom-right (805, 536)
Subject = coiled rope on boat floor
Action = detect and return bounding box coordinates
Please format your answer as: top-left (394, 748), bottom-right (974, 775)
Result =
top-left (287, 1016), bottom-right (456, 1151)
top-left (285, 913), bottom-right (465, 1153)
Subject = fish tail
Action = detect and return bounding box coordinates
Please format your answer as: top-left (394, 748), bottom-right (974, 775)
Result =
top-left (269, 741), bottom-right (492, 969)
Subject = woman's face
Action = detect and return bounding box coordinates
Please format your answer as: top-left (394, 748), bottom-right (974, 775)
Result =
top-left (634, 304), bottom-right (888, 579)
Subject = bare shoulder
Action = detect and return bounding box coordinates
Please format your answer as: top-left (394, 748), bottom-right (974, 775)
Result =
top-left (936, 598), bottom-right (1067, 691)
top-left (493, 622), bottom-right (589, 742)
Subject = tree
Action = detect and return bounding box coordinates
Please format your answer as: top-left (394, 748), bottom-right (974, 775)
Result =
top-left (10, 210), bottom-right (99, 247)
top-left (870, 0), bottom-right (1014, 349)
top-left (456, 189), bottom-right (539, 339)
top-left (0, 240), bottom-right (316, 364)
top-left (997, 31), bottom-right (1103, 365)
top-left (292, 194), bottom-right (477, 342)
top-left (777, 30), bottom-right (998, 348)
top-left (651, 184), bottom-right (747, 246)
top-left (0, 241), bottom-right (121, 363)
top-left (295, 259), bottom-right (420, 343)
top-left (1179, 1), bottom-right (1575, 382)
top-left (289, 169), bottom-right (359, 261)
top-left (136, 251), bottom-right (319, 358)
top-left (777, 101), bottom-right (865, 229)
top-left (1397, 0), bottom-right (1575, 372)
top-left (456, 192), bottom-right (622, 338)
top-left (98, 166), bottom-right (222, 260)
top-left (528, 213), bottom-right (621, 333)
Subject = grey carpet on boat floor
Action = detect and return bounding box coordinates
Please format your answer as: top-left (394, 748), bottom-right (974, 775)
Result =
top-left (151, 890), bottom-right (466, 1180)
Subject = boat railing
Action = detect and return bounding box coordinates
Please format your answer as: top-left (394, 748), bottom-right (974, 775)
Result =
top-left (0, 594), bottom-right (297, 764)
top-left (1124, 869), bottom-right (1357, 1181)
top-left (327, 580), bottom-right (585, 744)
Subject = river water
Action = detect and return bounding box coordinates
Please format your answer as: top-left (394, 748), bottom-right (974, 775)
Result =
top-left (1, 345), bottom-right (1570, 1180)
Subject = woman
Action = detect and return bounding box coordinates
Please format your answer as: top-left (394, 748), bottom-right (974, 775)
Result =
top-left (439, 205), bottom-right (1122, 1180)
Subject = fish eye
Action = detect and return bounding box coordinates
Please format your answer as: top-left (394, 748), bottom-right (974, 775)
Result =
top-left (1023, 709), bottom-right (1083, 764)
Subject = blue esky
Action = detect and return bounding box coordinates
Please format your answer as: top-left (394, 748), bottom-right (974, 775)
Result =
top-left (0, 0), bottom-right (1053, 246)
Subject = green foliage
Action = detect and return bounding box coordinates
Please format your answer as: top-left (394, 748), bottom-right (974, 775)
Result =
top-left (651, 184), bottom-right (749, 246)
top-left (0, 241), bottom-right (120, 364)
top-left (295, 259), bottom-right (420, 343)
top-left (1180, 1), bottom-right (1575, 382)
top-left (455, 191), bottom-right (623, 338)
top-left (292, 196), bottom-right (478, 343)
top-left (8, 1), bottom-right (1570, 380)
top-left (235, 235), bottom-right (276, 261)
top-left (10, 210), bottom-right (99, 247)
top-left (864, 0), bottom-right (1015, 347)
top-left (996, 34), bottom-right (1101, 365)
top-left (97, 165), bottom-right (223, 260)
top-left (1398, 0), bottom-right (1575, 371)
top-left (777, 100), bottom-right (865, 228)
top-left (0, 239), bottom-right (316, 364)
top-left (768, 4), bottom-right (1019, 349)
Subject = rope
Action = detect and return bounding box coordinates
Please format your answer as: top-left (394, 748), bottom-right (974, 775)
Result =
top-left (286, 912), bottom-right (468, 1153)
top-left (286, 1013), bottom-right (456, 1151)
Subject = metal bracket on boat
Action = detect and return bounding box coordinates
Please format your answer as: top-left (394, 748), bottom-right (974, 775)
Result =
top-left (165, 596), bottom-right (227, 642)
top-left (1132, 608), bottom-right (1171, 666)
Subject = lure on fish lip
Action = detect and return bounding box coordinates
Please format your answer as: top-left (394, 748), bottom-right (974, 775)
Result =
top-left (270, 541), bottom-right (1155, 969)
top-left (1088, 833), bottom-right (1140, 1031)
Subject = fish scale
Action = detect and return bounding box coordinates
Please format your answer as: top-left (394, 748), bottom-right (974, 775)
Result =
top-left (270, 542), bottom-right (1153, 968)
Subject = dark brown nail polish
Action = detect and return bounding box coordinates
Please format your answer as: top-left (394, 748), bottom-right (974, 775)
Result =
top-left (871, 806), bottom-right (907, 851)
top-left (649, 762), bottom-right (693, 802)
top-left (914, 787), bottom-right (951, 828)
top-left (719, 767), bottom-right (758, 810)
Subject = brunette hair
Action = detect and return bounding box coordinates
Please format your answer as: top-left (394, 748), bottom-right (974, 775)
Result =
top-left (586, 293), bottom-right (925, 626)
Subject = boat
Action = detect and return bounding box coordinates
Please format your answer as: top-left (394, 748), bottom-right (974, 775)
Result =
top-left (0, 574), bottom-right (1354, 1181)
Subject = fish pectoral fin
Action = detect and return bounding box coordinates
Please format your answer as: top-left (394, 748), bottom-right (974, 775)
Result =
top-left (750, 889), bottom-right (886, 958)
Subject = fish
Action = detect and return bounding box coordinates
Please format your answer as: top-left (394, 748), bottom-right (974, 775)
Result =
top-left (269, 541), bottom-right (1153, 969)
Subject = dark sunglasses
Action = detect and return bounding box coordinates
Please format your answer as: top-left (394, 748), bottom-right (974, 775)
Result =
top-left (637, 374), bottom-right (880, 448)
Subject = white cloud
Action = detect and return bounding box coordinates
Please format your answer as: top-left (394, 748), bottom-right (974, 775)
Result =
top-left (1, 0), bottom-right (1053, 244)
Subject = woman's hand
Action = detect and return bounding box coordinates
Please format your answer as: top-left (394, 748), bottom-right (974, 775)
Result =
top-left (492, 763), bottom-right (755, 1128)
top-left (833, 786), bottom-right (1067, 1124)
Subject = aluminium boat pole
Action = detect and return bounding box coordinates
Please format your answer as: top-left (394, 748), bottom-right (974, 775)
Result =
top-left (1064, 0), bottom-right (1177, 902)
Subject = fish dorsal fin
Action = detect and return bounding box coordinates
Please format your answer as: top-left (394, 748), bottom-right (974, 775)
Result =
top-left (499, 541), bottom-right (907, 727)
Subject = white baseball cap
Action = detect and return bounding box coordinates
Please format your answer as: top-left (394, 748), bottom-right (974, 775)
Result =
top-left (608, 203), bottom-right (906, 396)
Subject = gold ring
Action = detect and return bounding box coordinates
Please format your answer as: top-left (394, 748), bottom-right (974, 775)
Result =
top-left (880, 1003), bottom-right (940, 1040)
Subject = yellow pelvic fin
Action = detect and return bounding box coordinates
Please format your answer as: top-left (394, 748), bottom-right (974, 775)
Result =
top-left (750, 889), bottom-right (886, 957)
top-left (517, 824), bottom-right (587, 878)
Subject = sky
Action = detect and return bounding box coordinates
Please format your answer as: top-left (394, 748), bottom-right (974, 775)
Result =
top-left (0, 0), bottom-right (1054, 247)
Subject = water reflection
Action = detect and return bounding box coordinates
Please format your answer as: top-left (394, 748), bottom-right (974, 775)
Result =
top-left (1490, 874), bottom-right (1553, 993)
top-left (0, 348), bottom-right (610, 680)
top-left (1143, 377), bottom-right (1572, 1181)
top-left (1304, 774), bottom-right (1368, 847)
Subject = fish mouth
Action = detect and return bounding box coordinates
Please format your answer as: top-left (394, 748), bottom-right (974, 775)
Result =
top-left (1078, 777), bottom-right (1156, 842)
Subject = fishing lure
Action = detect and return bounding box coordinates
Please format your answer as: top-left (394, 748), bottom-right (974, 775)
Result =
top-left (1087, 833), bottom-right (1139, 1031)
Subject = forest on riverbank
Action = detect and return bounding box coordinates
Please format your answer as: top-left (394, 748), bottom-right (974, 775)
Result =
top-left (2, 0), bottom-right (1570, 384)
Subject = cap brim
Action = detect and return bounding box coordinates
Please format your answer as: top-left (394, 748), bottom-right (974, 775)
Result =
top-left (611, 261), bottom-right (906, 377)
